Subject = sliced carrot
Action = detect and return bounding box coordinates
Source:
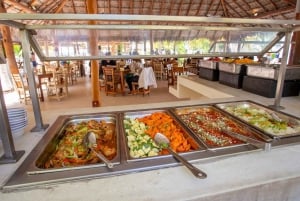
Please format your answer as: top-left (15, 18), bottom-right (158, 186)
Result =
top-left (138, 112), bottom-right (194, 153)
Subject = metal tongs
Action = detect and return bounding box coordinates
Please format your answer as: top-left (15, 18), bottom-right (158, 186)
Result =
top-left (222, 129), bottom-right (271, 151)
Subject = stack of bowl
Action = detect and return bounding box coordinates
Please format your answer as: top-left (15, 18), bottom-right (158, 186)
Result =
top-left (7, 107), bottom-right (28, 138)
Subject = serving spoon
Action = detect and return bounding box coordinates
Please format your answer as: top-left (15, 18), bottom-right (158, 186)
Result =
top-left (154, 132), bottom-right (207, 179)
top-left (84, 131), bottom-right (114, 168)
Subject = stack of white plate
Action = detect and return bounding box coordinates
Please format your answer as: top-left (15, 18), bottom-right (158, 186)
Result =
top-left (7, 107), bottom-right (28, 138)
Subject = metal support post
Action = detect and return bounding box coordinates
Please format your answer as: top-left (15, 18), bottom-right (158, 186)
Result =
top-left (0, 77), bottom-right (24, 164)
top-left (269, 31), bottom-right (292, 110)
top-left (19, 29), bottom-right (49, 131)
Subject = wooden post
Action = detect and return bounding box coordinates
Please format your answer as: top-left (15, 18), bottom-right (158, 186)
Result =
top-left (288, 0), bottom-right (300, 65)
top-left (0, 1), bottom-right (19, 74)
top-left (87, 0), bottom-right (100, 107)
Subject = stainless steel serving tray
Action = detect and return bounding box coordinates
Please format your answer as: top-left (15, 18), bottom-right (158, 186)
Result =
top-left (170, 105), bottom-right (272, 150)
top-left (199, 60), bottom-right (218, 69)
top-left (4, 109), bottom-right (269, 190)
top-left (28, 113), bottom-right (121, 175)
top-left (215, 101), bottom-right (300, 139)
top-left (218, 62), bottom-right (242, 74)
top-left (120, 109), bottom-right (206, 162)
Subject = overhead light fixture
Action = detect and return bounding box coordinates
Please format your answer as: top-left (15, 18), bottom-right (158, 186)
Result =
top-left (252, 8), bottom-right (260, 17)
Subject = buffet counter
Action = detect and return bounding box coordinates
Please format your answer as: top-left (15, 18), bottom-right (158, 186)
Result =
top-left (1, 98), bottom-right (300, 201)
top-left (242, 65), bottom-right (300, 98)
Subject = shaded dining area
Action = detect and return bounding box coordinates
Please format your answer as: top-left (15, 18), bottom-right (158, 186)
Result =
top-left (101, 59), bottom-right (158, 97)
top-left (9, 60), bottom-right (81, 105)
top-left (6, 56), bottom-right (188, 108)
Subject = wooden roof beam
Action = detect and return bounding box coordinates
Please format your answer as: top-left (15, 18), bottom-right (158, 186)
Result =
top-left (130, 0), bottom-right (134, 14)
top-left (118, 0), bottom-right (122, 14)
top-left (108, 0), bottom-right (111, 13)
top-left (232, 0), bottom-right (250, 18)
top-left (195, 0), bottom-right (203, 16)
top-left (4, 0), bottom-right (35, 13)
top-left (71, 0), bottom-right (77, 14)
top-left (195, 0), bottom-right (204, 41)
top-left (168, 0), bottom-right (174, 15)
top-left (255, 6), bottom-right (295, 18)
top-left (220, 0), bottom-right (229, 17)
top-left (268, 0), bottom-right (278, 9)
top-left (283, 0), bottom-right (296, 6)
top-left (140, 0), bottom-right (144, 15)
top-left (186, 0), bottom-right (193, 15)
top-left (225, 2), bottom-right (243, 18)
top-left (53, 0), bottom-right (69, 13)
top-left (149, 0), bottom-right (154, 15)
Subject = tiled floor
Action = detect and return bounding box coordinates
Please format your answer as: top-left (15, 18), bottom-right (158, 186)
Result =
top-left (4, 75), bottom-right (300, 121)
top-left (4, 76), bottom-right (187, 111)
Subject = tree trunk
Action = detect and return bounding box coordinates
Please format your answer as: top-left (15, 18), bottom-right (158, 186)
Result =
top-left (0, 0), bottom-right (19, 74)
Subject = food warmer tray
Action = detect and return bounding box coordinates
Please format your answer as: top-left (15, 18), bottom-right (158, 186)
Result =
top-left (218, 62), bottom-right (244, 74)
top-left (120, 109), bottom-right (206, 162)
top-left (199, 60), bottom-right (218, 69)
top-left (246, 65), bottom-right (300, 80)
top-left (28, 113), bottom-right (122, 175)
top-left (215, 101), bottom-right (300, 139)
top-left (170, 105), bottom-right (272, 150)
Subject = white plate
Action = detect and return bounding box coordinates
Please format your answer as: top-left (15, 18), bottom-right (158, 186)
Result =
top-left (11, 122), bottom-right (27, 131)
top-left (9, 117), bottom-right (27, 124)
top-left (8, 113), bottom-right (26, 119)
top-left (7, 107), bottom-right (26, 112)
top-left (12, 127), bottom-right (25, 138)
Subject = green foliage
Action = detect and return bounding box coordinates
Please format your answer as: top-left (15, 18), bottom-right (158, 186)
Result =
top-left (153, 38), bottom-right (211, 54)
top-left (13, 43), bottom-right (22, 57)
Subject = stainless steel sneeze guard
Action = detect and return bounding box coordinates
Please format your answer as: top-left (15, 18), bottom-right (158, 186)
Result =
top-left (3, 101), bottom-right (300, 190)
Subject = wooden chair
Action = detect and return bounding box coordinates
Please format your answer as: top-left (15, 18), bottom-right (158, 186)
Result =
top-left (153, 62), bottom-right (164, 80)
top-left (168, 66), bottom-right (185, 87)
top-left (102, 67), bottom-right (121, 96)
top-left (11, 73), bottom-right (40, 104)
top-left (47, 71), bottom-right (68, 101)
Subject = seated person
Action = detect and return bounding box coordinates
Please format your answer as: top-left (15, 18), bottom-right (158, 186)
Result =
top-left (125, 59), bottom-right (143, 94)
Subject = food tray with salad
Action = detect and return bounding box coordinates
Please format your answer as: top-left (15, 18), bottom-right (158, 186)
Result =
top-left (121, 109), bottom-right (204, 161)
top-left (170, 105), bottom-right (271, 149)
top-left (32, 113), bottom-right (120, 174)
top-left (215, 101), bottom-right (300, 138)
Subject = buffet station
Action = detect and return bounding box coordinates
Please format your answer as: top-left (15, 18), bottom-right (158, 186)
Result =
top-left (198, 60), bottom-right (219, 81)
top-left (218, 62), bottom-right (247, 88)
top-left (3, 100), bottom-right (300, 192)
top-left (242, 65), bottom-right (300, 98)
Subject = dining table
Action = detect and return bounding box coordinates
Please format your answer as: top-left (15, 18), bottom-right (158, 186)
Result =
top-left (37, 72), bottom-right (53, 102)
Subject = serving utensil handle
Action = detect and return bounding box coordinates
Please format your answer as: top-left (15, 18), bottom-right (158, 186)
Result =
top-left (167, 148), bottom-right (207, 179)
top-left (91, 148), bottom-right (114, 168)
